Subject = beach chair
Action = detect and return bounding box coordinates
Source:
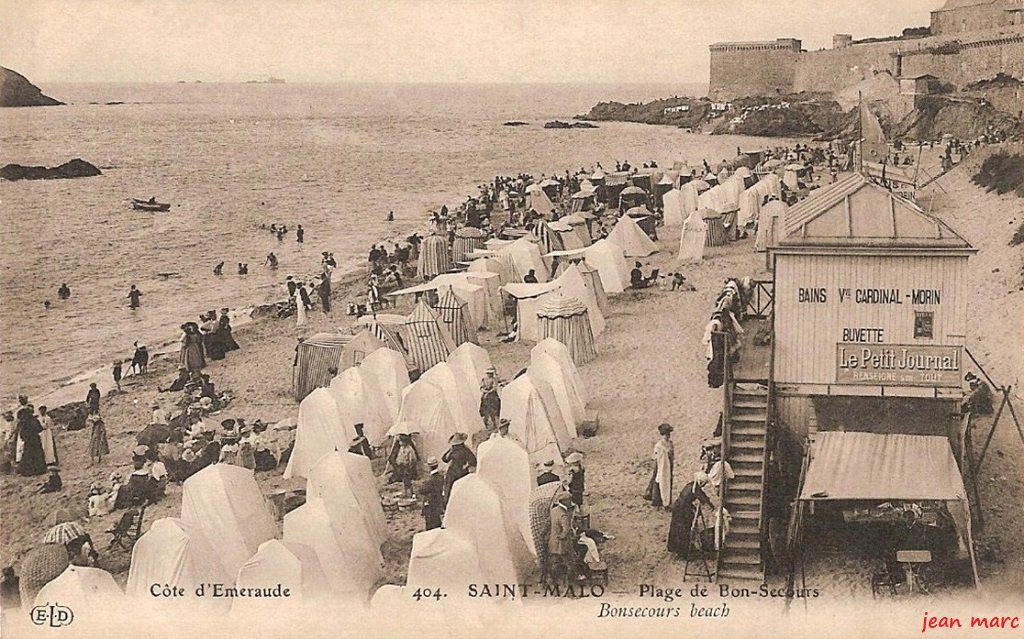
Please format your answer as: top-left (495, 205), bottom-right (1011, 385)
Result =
top-left (106, 504), bottom-right (146, 551)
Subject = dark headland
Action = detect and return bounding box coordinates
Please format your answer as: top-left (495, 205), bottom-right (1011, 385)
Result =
top-left (0, 66), bottom-right (63, 107)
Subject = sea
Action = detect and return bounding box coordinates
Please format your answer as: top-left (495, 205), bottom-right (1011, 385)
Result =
top-left (0, 81), bottom-right (781, 406)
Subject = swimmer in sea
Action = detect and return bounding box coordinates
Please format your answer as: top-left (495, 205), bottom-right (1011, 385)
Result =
top-left (213, 262), bottom-right (224, 276)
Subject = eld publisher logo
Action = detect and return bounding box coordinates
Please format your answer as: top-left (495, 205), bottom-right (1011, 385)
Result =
top-left (30, 603), bottom-right (74, 627)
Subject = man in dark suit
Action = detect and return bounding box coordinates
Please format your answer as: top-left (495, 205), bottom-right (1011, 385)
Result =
top-left (420, 457), bottom-right (445, 530)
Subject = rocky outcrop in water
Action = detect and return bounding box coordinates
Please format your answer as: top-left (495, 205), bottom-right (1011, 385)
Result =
top-left (1, 159), bottom-right (102, 181)
top-left (544, 120), bottom-right (598, 129)
top-left (1, 66), bottom-right (63, 107)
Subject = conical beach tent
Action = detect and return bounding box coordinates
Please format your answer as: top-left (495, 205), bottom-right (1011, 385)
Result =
top-left (180, 464), bottom-right (277, 580)
top-left (679, 208), bottom-right (709, 263)
top-left (499, 374), bottom-right (567, 467)
top-left (577, 261), bottom-right (609, 314)
top-left (406, 528), bottom-right (483, 593)
top-left (443, 475), bottom-right (520, 583)
top-left (358, 348), bottom-right (411, 446)
top-left (307, 451), bottom-right (386, 552)
top-left (536, 294), bottom-right (597, 365)
top-left (582, 240), bottom-right (630, 294)
top-left (402, 299), bottom-right (456, 373)
top-left (420, 361), bottom-right (484, 435)
top-left (502, 237), bottom-right (549, 282)
top-left (390, 377), bottom-right (459, 461)
top-left (233, 540), bottom-right (329, 608)
top-left (127, 517), bottom-right (231, 609)
top-left (340, 329), bottom-right (385, 370)
top-left (417, 234), bottom-right (451, 281)
top-left (35, 566), bottom-right (124, 620)
top-left (283, 497), bottom-right (383, 599)
top-left (327, 366), bottom-right (369, 438)
top-left (532, 338), bottom-right (588, 407)
top-left (662, 188), bottom-right (685, 227)
top-left (477, 436), bottom-right (538, 560)
top-left (608, 214), bottom-right (658, 257)
top-left (435, 287), bottom-right (475, 346)
top-left (528, 351), bottom-right (586, 434)
top-left (555, 263), bottom-right (605, 337)
top-left (285, 387), bottom-right (353, 480)
top-left (447, 342), bottom-right (494, 412)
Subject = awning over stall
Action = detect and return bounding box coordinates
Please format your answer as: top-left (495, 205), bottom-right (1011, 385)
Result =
top-left (799, 432), bottom-right (966, 502)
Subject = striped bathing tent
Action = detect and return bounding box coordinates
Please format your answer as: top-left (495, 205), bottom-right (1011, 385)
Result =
top-left (293, 333), bottom-right (353, 402)
top-left (402, 300), bottom-right (457, 374)
top-left (452, 227), bottom-right (487, 263)
top-left (417, 234), bottom-right (451, 281)
top-left (435, 287), bottom-right (476, 347)
top-left (535, 293), bottom-right (597, 366)
top-left (703, 209), bottom-right (727, 247)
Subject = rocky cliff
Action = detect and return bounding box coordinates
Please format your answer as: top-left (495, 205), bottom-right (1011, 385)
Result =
top-left (1, 67), bottom-right (63, 107)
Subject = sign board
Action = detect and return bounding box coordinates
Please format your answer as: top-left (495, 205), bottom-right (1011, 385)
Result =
top-left (836, 343), bottom-right (962, 387)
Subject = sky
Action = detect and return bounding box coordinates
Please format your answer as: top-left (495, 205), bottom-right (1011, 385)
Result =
top-left (1, 0), bottom-right (944, 84)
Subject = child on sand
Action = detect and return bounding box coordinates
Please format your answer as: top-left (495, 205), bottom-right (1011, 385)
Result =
top-left (88, 415), bottom-right (109, 466)
top-left (112, 360), bottom-right (123, 392)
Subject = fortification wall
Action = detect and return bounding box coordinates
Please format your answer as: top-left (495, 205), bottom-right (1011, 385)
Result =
top-left (931, 2), bottom-right (1021, 35)
top-left (710, 27), bottom-right (1024, 100)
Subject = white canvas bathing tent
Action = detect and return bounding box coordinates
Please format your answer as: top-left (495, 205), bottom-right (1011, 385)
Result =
top-left (180, 464), bottom-right (277, 580)
top-left (435, 287), bottom-right (476, 346)
top-left (662, 188), bottom-right (685, 227)
top-left (608, 214), bottom-right (658, 257)
top-left (532, 338), bottom-right (588, 406)
top-left (420, 361), bottom-right (485, 435)
top-left (444, 475), bottom-right (522, 583)
top-left (355, 347), bottom-right (411, 446)
top-left (503, 236), bottom-right (549, 282)
top-left (406, 528), bottom-right (484, 594)
top-left (283, 497), bottom-right (383, 599)
top-left (389, 376), bottom-right (460, 461)
top-left (307, 451), bottom-right (386, 554)
top-left (127, 517), bottom-right (231, 609)
top-left (35, 566), bottom-right (124, 624)
top-left (678, 208), bottom-right (708, 264)
top-left (447, 342), bottom-right (495, 411)
top-left (501, 279), bottom-right (562, 342)
top-left (284, 387), bottom-right (353, 480)
top-left (233, 540), bottom-right (329, 610)
top-left (500, 374), bottom-right (571, 467)
top-left (755, 198), bottom-right (788, 253)
top-left (477, 436), bottom-right (538, 558)
top-left (528, 351), bottom-right (586, 434)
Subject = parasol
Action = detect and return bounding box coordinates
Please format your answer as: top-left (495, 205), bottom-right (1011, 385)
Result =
top-left (42, 521), bottom-right (88, 545)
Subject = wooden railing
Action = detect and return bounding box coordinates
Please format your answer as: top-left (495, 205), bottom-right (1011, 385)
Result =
top-left (714, 330), bottom-right (732, 581)
top-left (745, 279), bottom-right (774, 320)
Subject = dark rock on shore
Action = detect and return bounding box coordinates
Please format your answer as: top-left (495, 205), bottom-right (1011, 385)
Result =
top-left (544, 120), bottom-right (598, 129)
top-left (503, 121), bottom-right (529, 127)
top-left (579, 97), bottom-right (709, 128)
top-left (1, 159), bottom-right (102, 181)
top-left (0, 66), bottom-right (63, 107)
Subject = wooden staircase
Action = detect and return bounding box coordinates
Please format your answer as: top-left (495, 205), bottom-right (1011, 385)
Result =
top-left (717, 382), bottom-right (768, 583)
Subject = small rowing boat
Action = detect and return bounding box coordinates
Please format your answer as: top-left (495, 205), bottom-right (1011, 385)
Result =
top-left (131, 198), bottom-right (171, 212)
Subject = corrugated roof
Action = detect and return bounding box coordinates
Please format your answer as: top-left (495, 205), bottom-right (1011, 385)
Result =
top-left (778, 173), bottom-right (972, 249)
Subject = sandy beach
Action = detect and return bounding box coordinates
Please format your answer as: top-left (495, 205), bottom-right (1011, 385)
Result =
top-left (2, 143), bottom-right (1021, 610)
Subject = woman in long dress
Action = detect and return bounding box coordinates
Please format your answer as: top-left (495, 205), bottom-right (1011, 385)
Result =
top-left (667, 472), bottom-right (712, 557)
top-left (202, 312), bottom-right (225, 361)
top-left (16, 404), bottom-right (46, 476)
top-left (38, 406), bottom-right (59, 466)
top-left (294, 286), bottom-right (308, 327)
top-left (219, 310), bottom-right (240, 352)
top-left (179, 322), bottom-right (206, 373)
top-left (645, 423), bottom-right (674, 508)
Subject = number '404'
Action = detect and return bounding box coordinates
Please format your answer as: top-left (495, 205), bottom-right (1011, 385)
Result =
top-left (411, 588), bottom-right (445, 601)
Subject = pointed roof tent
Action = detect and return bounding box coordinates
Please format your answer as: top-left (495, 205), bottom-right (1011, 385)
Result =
top-left (328, 366), bottom-right (369, 433)
top-left (35, 566), bottom-right (124, 614)
top-left (307, 451), bottom-right (387, 552)
top-left (435, 287), bottom-right (475, 346)
top-left (402, 300), bottom-right (457, 373)
top-left (234, 540), bottom-right (330, 606)
top-left (476, 438), bottom-right (538, 569)
top-left (420, 361), bottom-right (485, 434)
top-left (282, 496), bottom-right (383, 599)
top-left (532, 337), bottom-right (588, 406)
top-left (284, 387), bottom-right (354, 480)
top-left (356, 319), bottom-right (412, 365)
top-left (180, 464), bottom-right (277, 580)
top-left (340, 330), bottom-right (385, 370)
top-left (406, 528), bottom-right (484, 593)
top-left (776, 174), bottom-right (974, 253)
top-left (443, 475), bottom-right (521, 583)
top-left (127, 517), bottom-right (231, 607)
top-left (447, 342), bottom-right (494, 409)
top-left (356, 348), bottom-right (411, 446)
top-left (608, 214), bottom-right (658, 257)
top-left (389, 377), bottom-right (459, 461)
top-left (500, 374), bottom-right (570, 467)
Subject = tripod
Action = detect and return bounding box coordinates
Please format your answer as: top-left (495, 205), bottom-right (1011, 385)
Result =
top-left (683, 506), bottom-right (715, 582)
